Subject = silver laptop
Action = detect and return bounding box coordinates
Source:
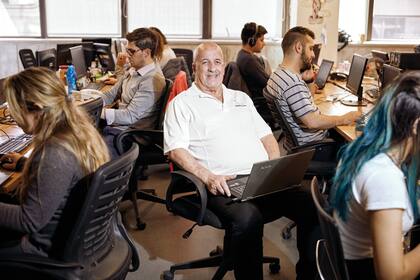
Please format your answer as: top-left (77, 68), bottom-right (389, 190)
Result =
top-left (227, 149), bottom-right (315, 202)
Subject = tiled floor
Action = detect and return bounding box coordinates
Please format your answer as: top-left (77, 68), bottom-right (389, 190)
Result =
top-left (123, 164), bottom-right (299, 280)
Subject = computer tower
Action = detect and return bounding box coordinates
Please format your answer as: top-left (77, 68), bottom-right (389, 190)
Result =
top-left (389, 52), bottom-right (420, 70)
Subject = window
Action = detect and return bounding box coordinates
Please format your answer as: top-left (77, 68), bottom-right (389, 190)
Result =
top-left (212, 0), bottom-right (284, 39)
top-left (45, 0), bottom-right (121, 37)
top-left (0, 0), bottom-right (40, 36)
top-left (371, 0), bottom-right (420, 40)
top-left (127, 0), bottom-right (202, 38)
top-left (339, 0), bottom-right (368, 43)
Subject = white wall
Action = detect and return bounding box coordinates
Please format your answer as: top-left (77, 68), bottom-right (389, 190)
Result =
top-left (296, 0), bottom-right (339, 63)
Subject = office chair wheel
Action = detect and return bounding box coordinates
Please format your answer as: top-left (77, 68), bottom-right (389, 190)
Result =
top-left (136, 218), bottom-right (146, 230)
top-left (209, 246), bottom-right (223, 257)
top-left (162, 270), bottom-right (174, 280)
top-left (282, 228), bottom-right (292, 240)
top-left (269, 262), bottom-right (281, 274)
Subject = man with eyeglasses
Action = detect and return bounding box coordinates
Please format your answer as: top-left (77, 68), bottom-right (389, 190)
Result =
top-left (100, 27), bottom-right (165, 157)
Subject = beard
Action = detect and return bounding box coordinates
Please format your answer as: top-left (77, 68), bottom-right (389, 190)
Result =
top-left (300, 49), bottom-right (312, 72)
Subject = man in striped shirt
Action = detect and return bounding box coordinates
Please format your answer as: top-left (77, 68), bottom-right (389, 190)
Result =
top-left (265, 26), bottom-right (360, 146)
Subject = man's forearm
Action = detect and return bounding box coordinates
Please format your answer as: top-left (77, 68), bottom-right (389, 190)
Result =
top-left (168, 148), bottom-right (213, 184)
top-left (261, 134), bottom-right (280, 160)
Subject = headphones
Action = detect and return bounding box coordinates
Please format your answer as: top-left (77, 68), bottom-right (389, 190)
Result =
top-left (247, 23), bottom-right (259, 47)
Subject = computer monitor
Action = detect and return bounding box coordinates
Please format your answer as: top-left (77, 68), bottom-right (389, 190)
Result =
top-left (36, 48), bottom-right (57, 70)
top-left (371, 50), bottom-right (389, 63)
top-left (93, 43), bottom-right (115, 72)
top-left (313, 43), bottom-right (322, 66)
top-left (69, 46), bottom-right (87, 80)
top-left (341, 54), bottom-right (368, 106)
top-left (382, 64), bottom-right (402, 89)
top-left (314, 59), bottom-right (334, 89)
top-left (57, 43), bottom-right (95, 67)
top-left (82, 37), bottom-right (112, 46)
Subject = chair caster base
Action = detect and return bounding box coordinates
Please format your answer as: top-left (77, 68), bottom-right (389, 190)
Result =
top-left (269, 262), bottom-right (281, 274)
top-left (162, 270), bottom-right (174, 280)
top-left (209, 246), bottom-right (223, 257)
top-left (136, 219), bottom-right (146, 230)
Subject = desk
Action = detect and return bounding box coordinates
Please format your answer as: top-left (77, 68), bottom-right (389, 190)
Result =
top-left (313, 82), bottom-right (374, 141)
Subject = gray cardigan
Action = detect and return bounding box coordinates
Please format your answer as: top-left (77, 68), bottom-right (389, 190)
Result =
top-left (0, 143), bottom-right (83, 256)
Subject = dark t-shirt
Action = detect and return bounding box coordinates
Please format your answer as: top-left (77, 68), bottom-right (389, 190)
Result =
top-left (236, 49), bottom-right (270, 98)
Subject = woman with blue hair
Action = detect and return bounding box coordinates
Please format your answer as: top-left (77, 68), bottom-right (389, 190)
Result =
top-left (332, 71), bottom-right (420, 279)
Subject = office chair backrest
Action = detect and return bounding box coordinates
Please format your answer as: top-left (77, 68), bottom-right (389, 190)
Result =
top-left (156, 78), bottom-right (173, 130)
top-left (223, 61), bottom-right (251, 96)
top-left (19, 49), bottom-right (37, 69)
top-left (263, 88), bottom-right (299, 150)
top-left (36, 48), bottom-right (57, 71)
top-left (173, 48), bottom-right (193, 79)
top-left (79, 97), bottom-right (103, 128)
top-left (52, 143), bottom-right (138, 263)
top-left (162, 56), bottom-right (192, 87)
top-left (311, 177), bottom-right (349, 280)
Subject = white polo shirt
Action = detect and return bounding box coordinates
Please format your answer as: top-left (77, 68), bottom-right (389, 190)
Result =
top-left (164, 83), bottom-right (272, 175)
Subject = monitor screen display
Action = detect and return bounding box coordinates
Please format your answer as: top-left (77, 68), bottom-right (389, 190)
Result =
top-left (382, 64), bottom-right (402, 89)
top-left (313, 43), bottom-right (322, 66)
top-left (93, 43), bottom-right (115, 72)
top-left (69, 45), bottom-right (87, 79)
top-left (36, 48), bottom-right (57, 71)
top-left (346, 54), bottom-right (368, 96)
top-left (315, 59), bottom-right (333, 89)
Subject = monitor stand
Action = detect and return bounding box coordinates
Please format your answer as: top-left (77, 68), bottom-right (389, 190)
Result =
top-left (340, 87), bottom-right (368, 106)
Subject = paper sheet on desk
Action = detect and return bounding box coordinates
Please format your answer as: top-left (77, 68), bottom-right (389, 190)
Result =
top-left (0, 170), bottom-right (12, 186)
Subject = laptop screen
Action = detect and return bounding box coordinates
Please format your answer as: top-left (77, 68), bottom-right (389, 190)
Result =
top-left (315, 59), bottom-right (334, 89)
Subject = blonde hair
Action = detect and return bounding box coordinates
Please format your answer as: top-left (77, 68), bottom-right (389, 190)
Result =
top-left (4, 67), bottom-right (110, 198)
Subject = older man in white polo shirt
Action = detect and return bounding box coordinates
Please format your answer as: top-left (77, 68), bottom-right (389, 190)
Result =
top-left (164, 42), bottom-right (319, 280)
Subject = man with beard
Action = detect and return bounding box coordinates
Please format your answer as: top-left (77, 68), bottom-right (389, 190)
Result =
top-left (164, 42), bottom-right (320, 279)
top-left (265, 26), bottom-right (360, 146)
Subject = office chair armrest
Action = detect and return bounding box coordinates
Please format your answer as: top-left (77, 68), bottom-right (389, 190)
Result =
top-left (291, 139), bottom-right (339, 162)
top-left (166, 170), bottom-right (208, 226)
top-left (0, 253), bottom-right (82, 269)
top-left (115, 128), bottom-right (164, 155)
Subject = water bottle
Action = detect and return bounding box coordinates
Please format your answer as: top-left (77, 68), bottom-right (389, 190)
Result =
top-left (66, 65), bottom-right (77, 95)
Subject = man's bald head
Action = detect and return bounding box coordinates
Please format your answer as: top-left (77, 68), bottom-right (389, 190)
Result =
top-left (193, 42), bottom-right (224, 64)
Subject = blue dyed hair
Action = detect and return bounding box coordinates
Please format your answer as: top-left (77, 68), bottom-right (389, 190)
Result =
top-left (332, 71), bottom-right (420, 220)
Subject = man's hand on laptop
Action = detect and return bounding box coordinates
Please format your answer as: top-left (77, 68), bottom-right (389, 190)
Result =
top-left (205, 174), bottom-right (236, 197)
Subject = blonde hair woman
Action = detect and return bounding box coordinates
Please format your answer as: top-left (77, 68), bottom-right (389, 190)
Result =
top-left (0, 67), bottom-right (109, 256)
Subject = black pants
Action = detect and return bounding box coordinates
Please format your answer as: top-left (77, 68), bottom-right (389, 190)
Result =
top-left (207, 185), bottom-right (320, 280)
top-left (346, 258), bottom-right (376, 279)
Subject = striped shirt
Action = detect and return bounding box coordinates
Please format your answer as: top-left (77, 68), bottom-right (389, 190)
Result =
top-left (265, 67), bottom-right (326, 146)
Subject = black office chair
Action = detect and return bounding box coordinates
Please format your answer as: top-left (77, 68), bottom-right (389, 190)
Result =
top-left (162, 56), bottom-right (192, 87)
top-left (19, 49), bottom-right (37, 69)
top-left (80, 97), bottom-right (104, 128)
top-left (263, 89), bottom-right (338, 239)
top-left (311, 177), bottom-right (350, 280)
top-left (173, 48), bottom-right (193, 80)
top-left (162, 170), bottom-right (280, 280)
top-left (115, 78), bottom-right (173, 230)
top-left (0, 143), bottom-right (140, 280)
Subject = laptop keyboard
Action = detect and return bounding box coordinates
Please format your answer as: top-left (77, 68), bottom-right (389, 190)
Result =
top-left (0, 134), bottom-right (32, 154)
top-left (227, 176), bottom-right (248, 198)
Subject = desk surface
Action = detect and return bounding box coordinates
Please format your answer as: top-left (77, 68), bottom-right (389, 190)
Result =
top-left (314, 81), bottom-right (375, 142)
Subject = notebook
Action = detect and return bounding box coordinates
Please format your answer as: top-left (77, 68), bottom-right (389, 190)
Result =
top-left (227, 149), bottom-right (315, 202)
top-left (315, 59), bottom-right (334, 89)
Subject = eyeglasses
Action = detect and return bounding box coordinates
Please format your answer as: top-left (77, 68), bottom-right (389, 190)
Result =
top-left (126, 48), bottom-right (141, 56)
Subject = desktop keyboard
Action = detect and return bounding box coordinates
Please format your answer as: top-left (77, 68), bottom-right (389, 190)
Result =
top-left (0, 134), bottom-right (32, 154)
